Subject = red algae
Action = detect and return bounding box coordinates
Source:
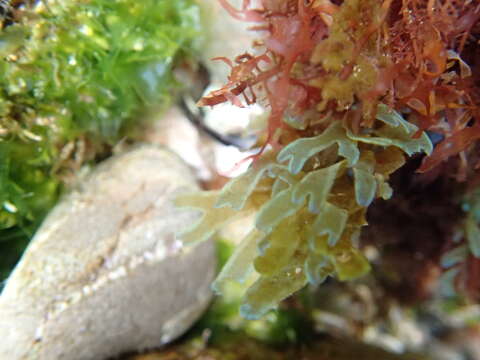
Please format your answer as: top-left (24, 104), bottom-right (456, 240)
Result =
top-left (201, 0), bottom-right (480, 180)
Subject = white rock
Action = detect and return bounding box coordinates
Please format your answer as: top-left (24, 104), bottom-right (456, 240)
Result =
top-left (0, 146), bottom-right (216, 360)
top-left (143, 106), bottom-right (216, 182)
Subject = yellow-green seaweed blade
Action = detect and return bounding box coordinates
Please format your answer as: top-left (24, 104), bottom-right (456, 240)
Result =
top-left (277, 122), bottom-right (360, 174)
top-left (347, 104), bottom-right (433, 156)
top-left (331, 247), bottom-right (370, 281)
top-left (175, 191), bottom-right (243, 244)
top-left (292, 161), bottom-right (343, 213)
top-left (254, 216), bottom-right (301, 276)
top-left (312, 202), bottom-right (349, 246)
top-left (305, 252), bottom-right (334, 285)
top-left (240, 263), bottom-right (308, 320)
top-left (215, 152), bottom-right (278, 210)
top-left (353, 168), bottom-right (377, 207)
top-left (255, 188), bottom-right (303, 233)
top-left (212, 228), bottom-right (266, 294)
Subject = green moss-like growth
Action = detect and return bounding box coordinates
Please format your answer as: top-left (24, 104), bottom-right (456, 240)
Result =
top-left (0, 0), bottom-right (201, 279)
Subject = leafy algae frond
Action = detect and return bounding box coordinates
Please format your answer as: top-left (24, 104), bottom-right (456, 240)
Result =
top-left (177, 105), bottom-right (431, 319)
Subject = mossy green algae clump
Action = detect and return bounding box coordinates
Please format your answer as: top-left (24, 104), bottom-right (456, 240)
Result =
top-left (0, 0), bottom-right (201, 279)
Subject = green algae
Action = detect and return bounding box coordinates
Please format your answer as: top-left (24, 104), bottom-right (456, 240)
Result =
top-left (0, 0), bottom-right (202, 280)
top-left (177, 105), bottom-right (433, 319)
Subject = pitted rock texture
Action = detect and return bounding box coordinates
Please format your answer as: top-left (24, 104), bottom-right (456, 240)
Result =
top-left (0, 145), bottom-right (215, 360)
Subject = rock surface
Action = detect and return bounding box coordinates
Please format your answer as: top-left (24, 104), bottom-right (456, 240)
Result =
top-left (0, 146), bottom-right (216, 360)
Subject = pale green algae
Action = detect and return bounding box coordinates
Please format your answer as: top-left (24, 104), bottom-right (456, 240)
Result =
top-left (176, 104), bottom-right (433, 319)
